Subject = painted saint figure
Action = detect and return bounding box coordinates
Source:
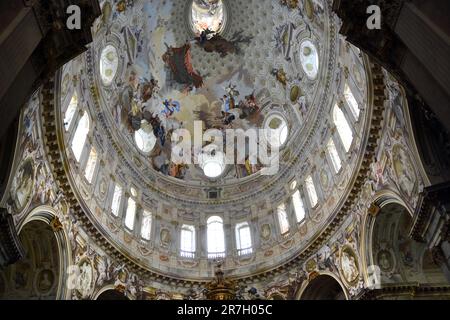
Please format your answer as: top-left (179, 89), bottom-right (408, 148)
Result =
top-left (162, 99), bottom-right (181, 118)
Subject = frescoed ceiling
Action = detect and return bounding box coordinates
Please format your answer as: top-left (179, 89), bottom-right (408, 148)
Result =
top-left (89, 0), bottom-right (327, 184)
top-left (54, 0), bottom-right (372, 279)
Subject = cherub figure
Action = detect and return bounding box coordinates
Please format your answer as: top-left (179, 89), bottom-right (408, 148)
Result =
top-left (271, 68), bottom-right (288, 86)
top-left (162, 99), bottom-right (181, 118)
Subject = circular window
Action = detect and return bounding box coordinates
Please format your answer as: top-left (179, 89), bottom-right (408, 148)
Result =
top-left (264, 114), bottom-right (289, 148)
top-left (190, 0), bottom-right (226, 35)
top-left (299, 40), bottom-right (319, 80)
top-left (99, 45), bottom-right (119, 86)
top-left (134, 121), bottom-right (157, 154)
top-left (198, 146), bottom-right (226, 178)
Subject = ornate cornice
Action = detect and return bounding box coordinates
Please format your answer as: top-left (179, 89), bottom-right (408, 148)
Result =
top-left (359, 283), bottom-right (450, 300)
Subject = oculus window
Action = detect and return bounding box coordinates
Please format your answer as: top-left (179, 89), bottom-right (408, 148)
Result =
top-left (191, 0), bottom-right (226, 35)
top-left (300, 40), bottom-right (319, 79)
top-left (100, 45), bottom-right (119, 86)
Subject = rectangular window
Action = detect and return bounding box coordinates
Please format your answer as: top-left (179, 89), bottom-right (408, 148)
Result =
top-left (181, 225), bottom-right (196, 258)
top-left (327, 139), bottom-right (342, 173)
top-left (125, 198), bottom-right (136, 230)
top-left (235, 222), bottom-right (252, 255)
top-left (141, 211), bottom-right (152, 240)
top-left (305, 176), bottom-right (319, 207)
top-left (111, 184), bottom-right (122, 216)
top-left (333, 104), bottom-right (353, 152)
top-left (344, 83), bottom-right (360, 119)
top-left (292, 190), bottom-right (306, 223)
top-left (64, 93), bottom-right (78, 131)
top-left (71, 113), bottom-right (89, 162)
top-left (84, 147), bottom-right (98, 183)
top-left (277, 204), bottom-right (290, 235)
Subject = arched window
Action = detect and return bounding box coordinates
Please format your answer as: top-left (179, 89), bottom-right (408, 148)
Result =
top-left (344, 83), bottom-right (360, 119)
top-left (100, 45), bottom-right (119, 86)
top-left (141, 210), bottom-right (152, 241)
top-left (71, 111), bottom-right (90, 162)
top-left (235, 222), bottom-right (252, 256)
top-left (180, 225), bottom-right (196, 258)
top-left (333, 104), bottom-right (353, 152)
top-left (305, 175), bottom-right (318, 207)
top-left (84, 147), bottom-right (98, 183)
top-left (327, 139), bottom-right (342, 173)
top-left (111, 184), bottom-right (122, 217)
top-left (207, 216), bottom-right (225, 259)
top-left (292, 190), bottom-right (306, 223)
top-left (124, 197), bottom-right (136, 230)
top-left (64, 92), bottom-right (78, 131)
top-left (277, 203), bottom-right (290, 235)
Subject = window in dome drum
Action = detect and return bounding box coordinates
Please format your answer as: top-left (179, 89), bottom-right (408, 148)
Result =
top-left (208, 190), bottom-right (219, 199)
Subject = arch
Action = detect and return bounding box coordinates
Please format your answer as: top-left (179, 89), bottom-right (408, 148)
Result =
top-left (299, 274), bottom-right (348, 300)
top-left (18, 206), bottom-right (72, 300)
top-left (361, 197), bottom-right (447, 288)
top-left (1, 208), bottom-right (69, 300)
top-left (267, 292), bottom-right (286, 300)
top-left (360, 191), bottom-right (412, 286)
top-left (96, 289), bottom-right (130, 300)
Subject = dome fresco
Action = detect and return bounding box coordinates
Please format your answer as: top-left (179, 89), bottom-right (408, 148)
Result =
top-left (53, 0), bottom-right (373, 279)
top-left (2, 0), bottom-right (449, 302)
